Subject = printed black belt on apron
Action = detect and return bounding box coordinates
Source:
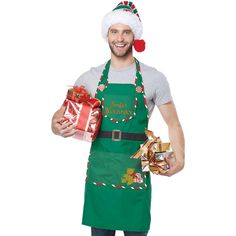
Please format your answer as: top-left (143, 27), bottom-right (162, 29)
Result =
top-left (98, 130), bottom-right (147, 141)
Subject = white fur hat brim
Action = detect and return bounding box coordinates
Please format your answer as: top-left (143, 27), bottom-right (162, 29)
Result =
top-left (101, 10), bottom-right (143, 40)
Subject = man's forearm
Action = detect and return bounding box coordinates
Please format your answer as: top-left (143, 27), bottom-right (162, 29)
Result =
top-left (168, 122), bottom-right (185, 170)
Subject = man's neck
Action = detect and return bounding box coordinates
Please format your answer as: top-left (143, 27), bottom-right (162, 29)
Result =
top-left (110, 53), bottom-right (135, 69)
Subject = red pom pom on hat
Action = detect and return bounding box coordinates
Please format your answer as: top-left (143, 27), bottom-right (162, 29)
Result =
top-left (133, 39), bottom-right (145, 52)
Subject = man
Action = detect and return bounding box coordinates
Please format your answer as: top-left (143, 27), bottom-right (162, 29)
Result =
top-left (51, 2), bottom-right (185, 236)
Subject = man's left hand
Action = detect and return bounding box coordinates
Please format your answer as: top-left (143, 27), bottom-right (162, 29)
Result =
top-left (161, 153), bottom-right (184, 177)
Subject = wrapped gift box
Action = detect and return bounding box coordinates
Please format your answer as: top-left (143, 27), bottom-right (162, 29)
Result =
top-left (131, 129), bottom-right (173, 174)
top-left (63, 86), bottom-right (101, 142)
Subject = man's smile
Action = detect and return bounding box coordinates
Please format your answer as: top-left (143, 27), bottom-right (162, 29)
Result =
top-left (114, 43), bottom-right (127, 49)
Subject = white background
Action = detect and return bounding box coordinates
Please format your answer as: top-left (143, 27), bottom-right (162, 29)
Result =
top-left (0, 0), bottom-right (236, 235)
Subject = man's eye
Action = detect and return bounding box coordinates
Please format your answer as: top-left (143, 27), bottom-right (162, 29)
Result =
top-left (111, 30), bottom-right (117, 34)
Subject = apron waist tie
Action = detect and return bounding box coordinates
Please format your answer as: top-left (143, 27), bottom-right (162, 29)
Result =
top-left (97, 130), bottom-right (147, 141)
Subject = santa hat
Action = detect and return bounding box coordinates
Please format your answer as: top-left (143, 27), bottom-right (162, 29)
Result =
top-left (102, 1), bottom-right (145, 52)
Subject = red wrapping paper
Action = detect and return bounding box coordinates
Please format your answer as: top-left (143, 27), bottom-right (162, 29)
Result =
top-left (63, 86), bottom-right (101, 142)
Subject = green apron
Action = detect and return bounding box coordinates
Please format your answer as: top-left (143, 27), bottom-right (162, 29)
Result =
top-left (82, 58), bottom-right (151, 232)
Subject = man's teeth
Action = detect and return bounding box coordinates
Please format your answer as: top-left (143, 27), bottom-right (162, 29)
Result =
top-left (115, 44), bottom-right (125, 47)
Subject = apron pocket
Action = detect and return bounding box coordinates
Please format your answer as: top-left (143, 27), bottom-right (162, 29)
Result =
top-left (86, 151), bottom-right (147, 189)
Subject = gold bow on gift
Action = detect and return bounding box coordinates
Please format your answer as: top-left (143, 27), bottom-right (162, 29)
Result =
top-left (131, 129), bottom-right (173, 174)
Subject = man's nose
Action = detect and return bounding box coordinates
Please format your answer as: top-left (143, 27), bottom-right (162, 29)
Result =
top-left (117, 33), bottom-right (124, 41)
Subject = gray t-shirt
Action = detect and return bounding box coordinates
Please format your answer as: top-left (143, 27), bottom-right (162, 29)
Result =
top-left (75, 61), bottom-right (172, 117)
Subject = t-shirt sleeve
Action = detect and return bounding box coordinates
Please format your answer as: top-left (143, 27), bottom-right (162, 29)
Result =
top-left (152, 71), bottom-right (172, 106)
top-left (73, 70), bottom-right (94, 97)
top-left (73, 66), bottom-right (103, 97)
top-left (74, 71), bottom-right (90, 87)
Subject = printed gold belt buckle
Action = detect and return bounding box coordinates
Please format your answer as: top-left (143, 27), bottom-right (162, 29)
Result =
top-left (112, 130), bottom-right (122, 141)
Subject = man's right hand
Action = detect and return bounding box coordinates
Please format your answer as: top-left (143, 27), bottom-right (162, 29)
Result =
top-left (51, 117), bottom-right (77, 138)
top-left (51, 106), bottom-right (77, 138)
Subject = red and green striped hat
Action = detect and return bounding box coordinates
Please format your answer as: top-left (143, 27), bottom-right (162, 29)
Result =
top-left (102, 1), bottom-right (145, 52)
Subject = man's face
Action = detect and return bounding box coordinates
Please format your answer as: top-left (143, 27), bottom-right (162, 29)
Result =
top-left (107, 24), bottom-right (134, 57)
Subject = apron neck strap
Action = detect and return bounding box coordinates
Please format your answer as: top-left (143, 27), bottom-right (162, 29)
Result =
top-left (102, 58), bottom-right (141, 84)
top-left (95, 57), bottom-right (143, 97)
